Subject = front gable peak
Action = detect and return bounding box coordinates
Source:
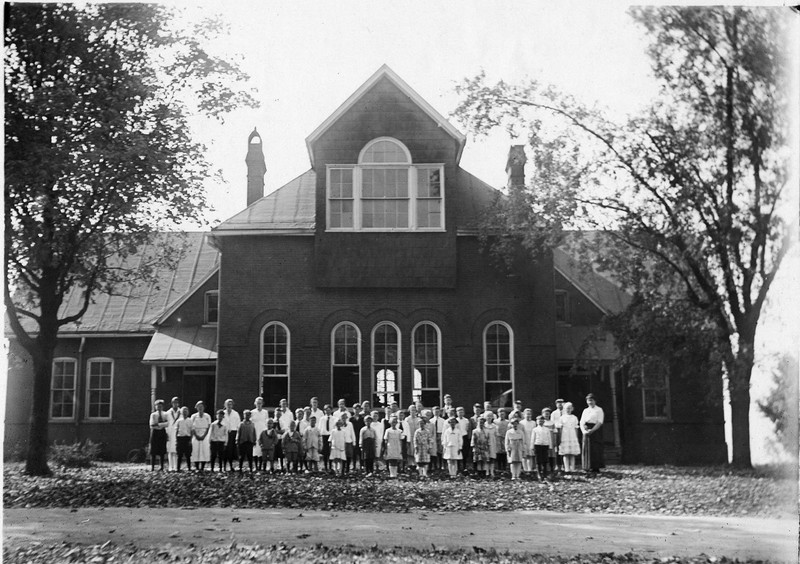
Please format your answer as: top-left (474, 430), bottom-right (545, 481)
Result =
top-left (305, 65), bottom-right (466, 167)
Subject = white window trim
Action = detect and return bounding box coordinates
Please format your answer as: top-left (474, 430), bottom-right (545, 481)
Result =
top-left (50, 357), bottom-right (77, 421)
top-left (85, 357), bottom-right (113, 421)
top-left (204, 290), bottom-right (219, 325)
top-left (358, 136), bottom-right (412, 164)
top-left (371, 321), bottom-right (402, 408)
top-left (326, 137), bottom-right (445, 232)
top-left (641, 364), bottom-right (671, 422)
top-left (411, 321), bottom-right (442, 406)
top-left (483, 321), bottom-right (515, 405)
top-left (260, 322), bottom-right (291, 407)
top-left (330, 321), bottom-right (362, 405)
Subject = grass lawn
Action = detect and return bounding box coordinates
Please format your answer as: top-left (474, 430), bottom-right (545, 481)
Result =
top-left (4, 462), bottom-right (796, 517)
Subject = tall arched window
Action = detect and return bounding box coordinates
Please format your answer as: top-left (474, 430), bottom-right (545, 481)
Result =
top-left (261, 322), bottom-right (290, 407)
top-left (327, 137), bottom-right (444, 231)
top-left (331, 322), bottom-right (361, 406)
top-left (372, 322), bottom-right (400, 409)
top-left (412, 322), bottom-right (441, 408)
top-left (484, 322), bottom-right (514, 408)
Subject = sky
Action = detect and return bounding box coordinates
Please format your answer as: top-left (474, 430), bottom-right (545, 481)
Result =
top-left (171, 2), bottom-right (800, 463)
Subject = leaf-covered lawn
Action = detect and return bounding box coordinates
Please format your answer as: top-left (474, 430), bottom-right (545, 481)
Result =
top-left (4, 464), bottom-right (795, 517)
top-left (2, 541), bottom-right (773, 564)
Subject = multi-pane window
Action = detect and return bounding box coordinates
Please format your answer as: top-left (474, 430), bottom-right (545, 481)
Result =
top-left (326, 137), bottom-right (444, 231)
top-left (328, 168), bottom-right (354, 228)
top-left (416, 168), bottom-right (442, 228)
top-left (51, 358), bottom-right (77, 419)
top-left (205, 291), bottom-right (219, 324)
top-left (484, 322), bottom-right (513, 408)
top-left (642, 363), bottom-right (670, 420)
top-left (262, 323), bottom-right (289, 407)
top-left (86, 358), bottom-right (113, 419)
top-left (373, 323), bottom-right (400, 408)
top-left (555, 290), bottom-right (569, 324)
top-left (332, 322), bottom-right (360, 406)
top-left (362, 168), bottom-right (409, 228)
top-left (412, 322), bottom-right (441, 408)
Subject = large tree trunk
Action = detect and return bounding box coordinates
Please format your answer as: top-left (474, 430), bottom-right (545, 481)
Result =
top-left (728, 337), bottom-right (755, 468)
top-left (25, 339), bottom-right (54, 475)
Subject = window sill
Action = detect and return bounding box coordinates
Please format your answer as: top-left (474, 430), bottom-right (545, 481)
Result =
top-left (641, 417), bottom-right (672, 424)
top-left (49, 418), bottom-right (76, 423)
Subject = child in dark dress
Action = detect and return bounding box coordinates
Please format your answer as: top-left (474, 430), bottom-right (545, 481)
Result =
top-left (282, 420), bottom-right (302, 473)
top-left (237, 409), bottom-right (257, 472)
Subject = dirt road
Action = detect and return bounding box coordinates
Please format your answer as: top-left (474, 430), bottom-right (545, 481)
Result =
top-left (4, 507), bottom-right (796, 561)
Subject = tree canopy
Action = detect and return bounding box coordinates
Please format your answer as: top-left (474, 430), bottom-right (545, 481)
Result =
top-left (4, 3), bottom-right (258, 474)
top-left (453, 6), bottom-right (795, 467)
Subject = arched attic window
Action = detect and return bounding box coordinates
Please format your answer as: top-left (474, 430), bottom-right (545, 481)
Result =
top-left (326, 137), bottom-right (444, 231)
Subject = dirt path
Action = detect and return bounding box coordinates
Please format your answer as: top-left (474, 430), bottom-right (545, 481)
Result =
top-left (4, 507), bottom-right (797, 561)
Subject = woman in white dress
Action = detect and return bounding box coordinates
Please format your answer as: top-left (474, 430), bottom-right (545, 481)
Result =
top-left (250, 397), bottom-right (269, 470)
top-left (190, 401), bottom-right (212, 471)
top-left (166, 396), bottom-right (181, 472)
top-left (558, 402), bottom-right (581, 472)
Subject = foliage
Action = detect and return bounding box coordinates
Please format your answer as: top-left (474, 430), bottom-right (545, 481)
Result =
top-left (48, 439), bottom-right (103, 468)
top-left (757, 354), bottom-right (799, 458)
top-left (453, 7), bottom-right (795, 467)
top-left (1, 542), bottom-right (772, 564)
top-left (3, 464), bottom-right (796, 518)
top-left (4, 3), bottom-right (258, 475)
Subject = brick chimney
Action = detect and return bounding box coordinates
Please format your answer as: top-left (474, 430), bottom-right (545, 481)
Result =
top-left (506, 145), bottom-right (527, 188)
top-left (246, 127), bottom-right (267, 206)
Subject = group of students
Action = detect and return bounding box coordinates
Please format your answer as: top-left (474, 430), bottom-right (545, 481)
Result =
top-left (148, 392), bottom-right (605, 479)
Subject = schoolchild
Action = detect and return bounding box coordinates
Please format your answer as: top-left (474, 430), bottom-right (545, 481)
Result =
top-left (359, 415), bottom-right (377, 474)
top-left (471, 416), bottom-right (491, 477)
top-left (319, 404), bottom-right (334, 472)
top-left (282, 420), bottom-right (303, 473)
top-left (250, 397), bottom-right (269, 471)
top-left (441, 417), bottom-right (463, 478)
top-left (429, 406), bottom-right (448, 471)
top-left (402, 405), bottom-right (421, 473)
top-left (455, 407), bottom-right (471, 472)
top-left (413, 417), bottom-right (435, 479)
top-left (273, 407), bottom-right (285, 472)
top-left (166, 397), bottom-right (182, 472)
top-left (329, 418), bottom-right (348, 476)
top-left (495, 408), bottom-right (509, 471)
top-left (350, 403), bottom-right (365, 471)
top-left (259, 419), bottom-right (279, 473)
top-left (340, 412), bottom-right (356, 474)
top-left (369, 410), bottom-right (384, 471)
top-left (175, 406), bottom-right (193, 471)
top-left (382, 416), bottom-right (403, 478)
top-left (520, 408), bottom-right (536, 474)
top-left (209, 409), bottom-right (229, 472)
top-left (482, 411), bottom-right (498, 477)
top-left (532, 415), bottom-right (553, 480)
top-left (558, 402), bottom-right (581, 472)
top-left (542, 407), bottom-right (558, 475)
top-left (505, 418), bottom-right (525, 480)
top-left (236, 409), bottom-right (257, 472)
top-left (303, 416), bottom-right (322, 472)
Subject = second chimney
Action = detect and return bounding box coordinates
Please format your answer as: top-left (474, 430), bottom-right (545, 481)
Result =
top-left (506, 145), bottom-right (526, 189)
top-left (246, 127), bottom-right (267, 206)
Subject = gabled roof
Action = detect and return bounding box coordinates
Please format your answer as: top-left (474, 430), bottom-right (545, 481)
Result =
top-left (211, 170), bottom-right (316, 237)
top-left (554, 232), bottom-right (632, 316)
top-left (305, 65), bottom-right (467, 166)
top-left (10, 232), bottom-right (219, 335)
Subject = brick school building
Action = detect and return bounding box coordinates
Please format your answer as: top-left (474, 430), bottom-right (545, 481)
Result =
top-left (5, 66), bottom-right (726, 464)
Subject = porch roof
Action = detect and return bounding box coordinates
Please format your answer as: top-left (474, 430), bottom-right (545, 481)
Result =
top-left (142, 325), bottom-right (217, 364)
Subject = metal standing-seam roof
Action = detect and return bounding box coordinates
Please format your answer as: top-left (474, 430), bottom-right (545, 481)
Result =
top-left (9, 232), bottom-right (219, 336)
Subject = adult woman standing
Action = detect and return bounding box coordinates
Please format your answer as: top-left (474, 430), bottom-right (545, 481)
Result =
top-left (579, 394), bottom-right (604, 472)
top-left (149, 399), bottom-right (169, 471)
top-left (166, 397), bottom-right (181, 471)
top-left (191, 401), bottom-right (212, 471)
top-left (559, 402), bottom-right (581, 472)
top-left (250, 397), bottom-right (269, 471)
